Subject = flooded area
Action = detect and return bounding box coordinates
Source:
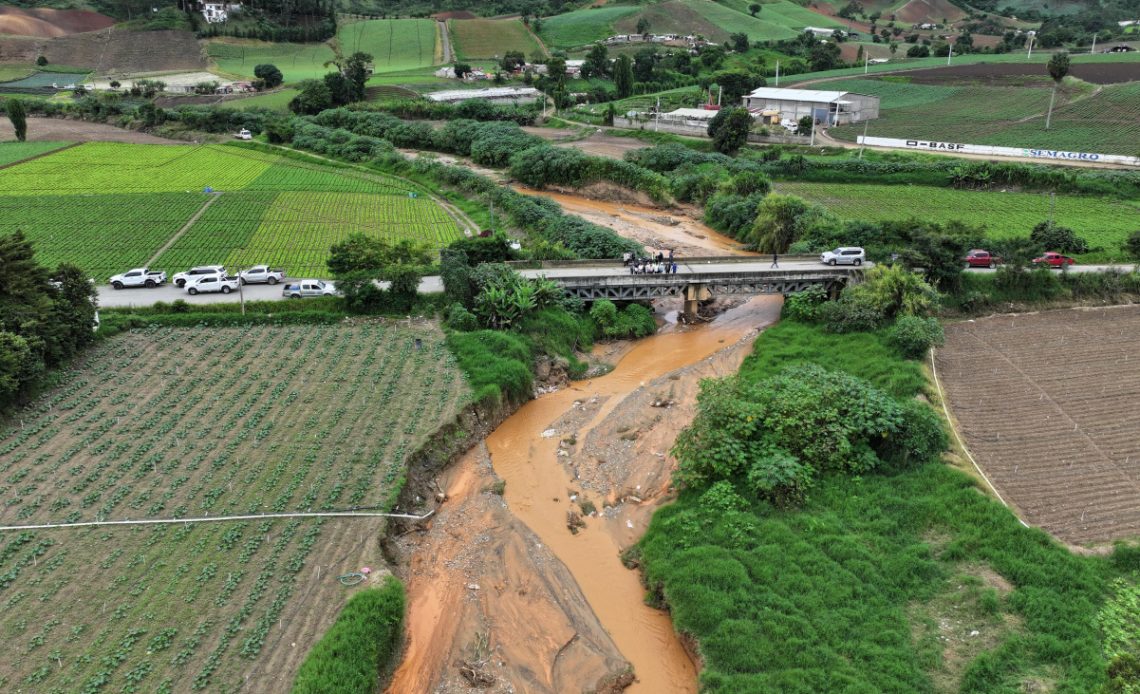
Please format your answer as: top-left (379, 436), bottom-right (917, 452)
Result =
top-left (389, 297), bottom-right (782, 692)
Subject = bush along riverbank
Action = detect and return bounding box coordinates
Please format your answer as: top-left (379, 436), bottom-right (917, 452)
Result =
top-left (635, 270), bottom-right (1140, 692)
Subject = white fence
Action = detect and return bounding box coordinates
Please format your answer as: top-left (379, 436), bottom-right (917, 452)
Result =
top-left (857, 136), bottom-right (1140, 167)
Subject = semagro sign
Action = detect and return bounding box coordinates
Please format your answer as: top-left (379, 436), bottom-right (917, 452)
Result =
top-left (856, 136), bottom-right (1140, 167)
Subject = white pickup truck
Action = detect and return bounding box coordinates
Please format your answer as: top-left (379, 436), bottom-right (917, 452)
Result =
top-left (234, 128), bottom-right (252, 140)
top-left (185, 274), bottom-right (240, 295)
top-left (238, 265), bottom-right (286, 285)
top-left (110, 268), bottom-right (167, 289)
top-left (173, 265), bottom-right (227, 288)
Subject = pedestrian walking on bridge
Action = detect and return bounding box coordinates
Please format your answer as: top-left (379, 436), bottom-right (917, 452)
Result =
top-left (771, 252), bottom-right (779, 269)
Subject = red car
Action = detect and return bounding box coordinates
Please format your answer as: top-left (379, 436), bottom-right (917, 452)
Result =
top-left (1032, 252), bottom-right (1077, 268)
top-left (964, 249), bottom-right (1001, 268)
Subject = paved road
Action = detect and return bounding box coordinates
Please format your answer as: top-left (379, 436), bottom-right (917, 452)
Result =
top-left (94, 261), bottom-right (1135, 309)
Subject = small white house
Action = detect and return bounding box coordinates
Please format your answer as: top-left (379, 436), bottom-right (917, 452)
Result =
top-left (200, 1), bottom-right (240, 23)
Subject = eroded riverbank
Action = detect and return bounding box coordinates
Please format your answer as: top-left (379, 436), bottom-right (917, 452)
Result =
top-left (388, 296), bottom-right (782, 692)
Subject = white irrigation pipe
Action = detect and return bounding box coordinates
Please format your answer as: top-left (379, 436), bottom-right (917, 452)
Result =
top-left (0, 510), bottom-right (434, 533)
top-left (930, 348), bottom-right (1030, 528)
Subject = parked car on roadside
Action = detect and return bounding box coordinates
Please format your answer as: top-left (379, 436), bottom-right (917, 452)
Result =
top-left (185, 274), bottom-right (240, 295)
top-left (1032, 252), bottom-right (1077, 268)
top-left (109, 267), bottom-right (166, 289)
top-left (820, 247), bottom-right (866, 266)
top-left (238, 265), bottom-right (285, 285)
top-left (173, 265), bottom-right (226, 288)
top-left (282, 280), bottom-right (337, 298)
top-left (964, 249), bottom-right (1002, 268)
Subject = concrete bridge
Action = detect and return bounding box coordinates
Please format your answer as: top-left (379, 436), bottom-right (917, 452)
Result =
top-left (543, 259), bottom-right (865, 316)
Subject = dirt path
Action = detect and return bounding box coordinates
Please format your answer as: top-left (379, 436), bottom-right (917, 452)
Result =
top-left (0, 117), bottom-right (178, 144)
top-left (145, 192), bottom-right (220, 266)
top-left (390, 297), bottom-right (783, 692)
top-left (437, 20), bottom-right (453, 63)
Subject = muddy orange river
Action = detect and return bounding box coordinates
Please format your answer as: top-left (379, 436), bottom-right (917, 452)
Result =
top-left (486, 302), bottom-right (771, 693)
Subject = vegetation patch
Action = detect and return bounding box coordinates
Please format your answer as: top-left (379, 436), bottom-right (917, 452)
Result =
top-left (0, 140), bottom-right (70, 167)
top-left (449, 19), bottom-right (542, 61)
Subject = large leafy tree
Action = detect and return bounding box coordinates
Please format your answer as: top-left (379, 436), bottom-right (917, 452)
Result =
top-left (707, 107), bottom-right (753, 155)
top-left (6, 98), bottom-right (26, 142)
top-left (613, 53), bottom-right (634, 99)
top-left (581, 43), bottom-right (610, 79)
top-left (253, 64), bottom-right (283, 89)
top-left (749, 194), bottom-right (810, 252)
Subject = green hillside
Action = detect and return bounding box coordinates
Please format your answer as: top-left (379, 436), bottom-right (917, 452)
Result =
top-left (540, 5), bottom-right (641, 49)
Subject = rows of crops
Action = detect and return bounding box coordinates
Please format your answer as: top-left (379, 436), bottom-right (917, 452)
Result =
top-left (829, 77), bottom-right (1138, 156)
top-left (207, 41), bottom-right (337, 82)
top-left (449, 18), bottom-right (543, 60)
top-left (0, 141), bottom-right (71, 167)
top-left (776, 181), bottom-right (1140, 261)
top-left (0, 143), bottom-right (460, 277)
top-left (0, 323), bottom-right (470, 692)
top-left (539, 5), bottom-right (640, 49)
top-left (337, 19), bottom-right (438, 72)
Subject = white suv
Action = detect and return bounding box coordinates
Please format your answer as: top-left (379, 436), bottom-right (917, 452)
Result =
top-left (820, 247), bottom-right (865, 266)
top-left (173, 265), bottom-right (226, 287)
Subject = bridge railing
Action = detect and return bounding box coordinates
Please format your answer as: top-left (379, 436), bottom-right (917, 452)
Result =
top-left (507, 254), bottom-right (822, 270)
top-left (550, 267), bottom-right (859, 287)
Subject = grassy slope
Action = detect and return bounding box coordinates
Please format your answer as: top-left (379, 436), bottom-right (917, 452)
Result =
top-left (208, 40), bottom-right (337, 82)
top-left (540, 5), bottom-right (641, 49)
top-left (449, 18), bottom-right (542, 60)
top-left (773, 181), bottom-right (1140, 262)
top-left (336, 19), bottom-right (438, 73)
top-left (613, 0), bottom-right (832, 42)
top-left (639, 319), bottom-right (1130, 693)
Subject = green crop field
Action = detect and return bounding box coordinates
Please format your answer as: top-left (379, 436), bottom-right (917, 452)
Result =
top-left (207, 40), bottom-right (337, 82)
top-left (612, 0), bottom-right (843, 43)
top-left (0, 143), bottom-right (462, 277)
top-left (830, 77), bottom-right (1140, 156)
top-left (0, 141), bottom-right (71, 167)
top-left (449, 18), bottom-right (543, 60)
top-left (775, 182), bottom-right (1140, 261)
top-left (337, 19), bottom-right (438, 72)
top-left (539, 5), bottom-right (641, 49)
top-left (219, 88), bottom-right (299, 111)
top-left (0, 322), bottom-right (469, 693)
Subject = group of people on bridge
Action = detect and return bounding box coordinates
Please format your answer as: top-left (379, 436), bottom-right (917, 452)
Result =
top-left (623, 251), bottom-right (678, 275)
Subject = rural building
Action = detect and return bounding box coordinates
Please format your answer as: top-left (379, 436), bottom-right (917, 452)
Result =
top-left (804, 26), bottom-right (837, 37)
top-left (425, 86), bottom-right (540, 104)
top-left (198, 1), bottom-right (241, 23)
top-left (742, 87), bottom-right (879, 125)
top-left (658, 107), bottom-right (720, 128)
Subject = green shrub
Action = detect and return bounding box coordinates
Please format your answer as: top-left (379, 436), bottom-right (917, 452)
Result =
top-left (291, 576), bottom-right (405, 694)
top-left (888, 315), bottom-right (944, 359)
top-left (1030, 220), bottom-right (1088, 254)
top-left (445, 303), bottom-right (479, 332)
top-left (589, 300), bottom-right (657, 339)
top-left (780, 285), bottom-right (828, 323)
top-left (445, 329), bottom-right (533, 406)
top-left (818, 295), bottom-right (885, 333)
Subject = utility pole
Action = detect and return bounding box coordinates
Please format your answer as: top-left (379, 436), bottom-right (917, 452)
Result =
top-left (1027, 33), bottom-right (1035, 59)
top-left (864, 51), bottom-right (869, 74)
top-left (655, 96), bottom-right (660, 131)
top-left (237, 266), bottom-right (245, 315)
top-left (858, 118), bottom-right (869, 159)
top-left (1090, 33), bottom-right (1096, 54)
top-left (947, 43), bottom-right (953, 65)
top-left (775, 60), bottom-right (780, 87)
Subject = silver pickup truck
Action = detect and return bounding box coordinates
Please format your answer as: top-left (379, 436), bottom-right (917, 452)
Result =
top-left (282, 279), bottom-right (337, 298)
top-left (238, 265), bottom-right (286, 285)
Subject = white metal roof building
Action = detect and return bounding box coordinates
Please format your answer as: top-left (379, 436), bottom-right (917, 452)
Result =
top-left (425, 87), bottom-right (540, 104)
top-left (743, 87), bottom-right (879, 125)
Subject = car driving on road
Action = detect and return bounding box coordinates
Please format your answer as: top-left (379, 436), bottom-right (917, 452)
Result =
top-left (173, 265), bottom-right (226, 288)
top-left (282, 280), bottom-right (337, 298)
top-left (1033, 252), bottom-right (1077, 268)
top-left (820, 247), bottom-right (866, 266)
top-left (964, 249), bottom-right (1002, 268)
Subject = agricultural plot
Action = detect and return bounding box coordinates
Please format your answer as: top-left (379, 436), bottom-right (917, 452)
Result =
top-left (0, 70), bottom-right (88, 88)
top-left (539, 5), bottom-right (640, 49)
top-left (207, 40), bottom-right (337, 82)
top-left (0, 323), bottom-right (470, 692)
top-left (0, 143), bottom-right (461, 277)
top-left (0, 193), bottom-right (207, 278)
top-left (775, 181), bottom-right (1140, 261)
top-left (0, 141), bottom-right (70, 167)
top-left (614, 0), bottom-right (841, 43)
top-left (935, 307), bottom-right (1140, 544)
top-left (337, 19), bottom-right (438, 72)
top-left (829, 76), bottom-right (1139, 156)
top-left (449, 18), bottom-right (543, 60)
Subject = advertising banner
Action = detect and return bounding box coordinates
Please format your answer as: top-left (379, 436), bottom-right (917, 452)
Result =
top-left (856, 136), bottom-right (1140, 167)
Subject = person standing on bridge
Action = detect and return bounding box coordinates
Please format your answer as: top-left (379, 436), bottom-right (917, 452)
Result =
top-left (771, 252), bottom-right (779, 269)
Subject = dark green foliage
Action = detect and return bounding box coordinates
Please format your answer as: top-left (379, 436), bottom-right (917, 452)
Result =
top-left (440, 248), bottom-right (476, 307)
top-left (6, 98), bottom-right (27, 142)
top-left (779, 285), bottom-right (828, 323)
top-left (614, 54), bottom-right (634, 99)
top-left (445, 303), bottom-right (479, 331)
top-left (703, 193), bottom-right (764, 239)
top-left (888, 315), bottom-right (944, 359)
top-left (519, 307), bottom-right (595, 378)
top-left (817, 295), bottom-right (885, 333)
top-left (589, 300), bottom-right (657, 339)
top-left (289, 80), bottom-right (333, 115)
top-left (445, 329), bottom-right (533, 405)
top-left (1030, 220), bottom-right (1089, 254)
top-left (449, 236), bottom-right (512, 265)
top-left (0, 233), bottom-right (97, 410)
top-left (749, 194), bottom-right (811, 252)
top-left (253, 64), bottom-right (283, 89)
top-left (1125, 230), bottom-right (1140, 261)
top-left (291, 577), bottom-right (405, 694)
top-left (707, 107), bottom-right (753, 156)
top-left (327, 234), bottom-right (430, 275)
top-left (508, 146), bottom-right (671, 203)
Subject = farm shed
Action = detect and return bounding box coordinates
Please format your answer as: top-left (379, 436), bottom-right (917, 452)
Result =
top-left (659, 107), bottom-right (720, 127)
top-left (425, 86), bottom-right (540, 104)
top-left (743, 87), bottom-right (879, 125)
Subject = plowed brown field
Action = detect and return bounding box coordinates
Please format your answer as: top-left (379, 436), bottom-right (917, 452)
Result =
top-left (936, 306), bottom-right (1140, 545)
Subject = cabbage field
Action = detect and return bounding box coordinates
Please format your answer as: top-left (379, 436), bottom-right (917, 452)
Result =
top-left (0, 322), bottom-right (470, 693)
top-left (0, 142), bottom-right (461, 278)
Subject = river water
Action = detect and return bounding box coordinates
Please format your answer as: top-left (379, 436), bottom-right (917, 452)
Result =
top-left (485, 297), bottom-right (780, 692)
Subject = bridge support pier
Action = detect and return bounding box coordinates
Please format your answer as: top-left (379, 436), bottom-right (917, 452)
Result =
top-left (682, 283), bottom-right (711, 320)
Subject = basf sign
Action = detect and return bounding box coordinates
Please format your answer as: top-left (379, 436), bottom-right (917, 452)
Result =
top-left (857, 136), bottom-right (1140, 167)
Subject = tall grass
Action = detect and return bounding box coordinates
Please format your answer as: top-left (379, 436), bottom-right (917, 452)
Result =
top-left (639, 320), bottom-right (1131, 693)
top-left (291, 576), bottom-right (406, 694)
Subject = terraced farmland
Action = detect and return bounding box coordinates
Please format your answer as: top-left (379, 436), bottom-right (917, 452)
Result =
top-left (0, 322), bottom-right (470, 692)
top-left (539, 5), bottom-right (640, 49)
top-left (775, 182), bottom-right (1140, 262)
top-left (449, 18), bottom-right (543, 60)
top-left (0, 143), bottom-right (461, 277)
